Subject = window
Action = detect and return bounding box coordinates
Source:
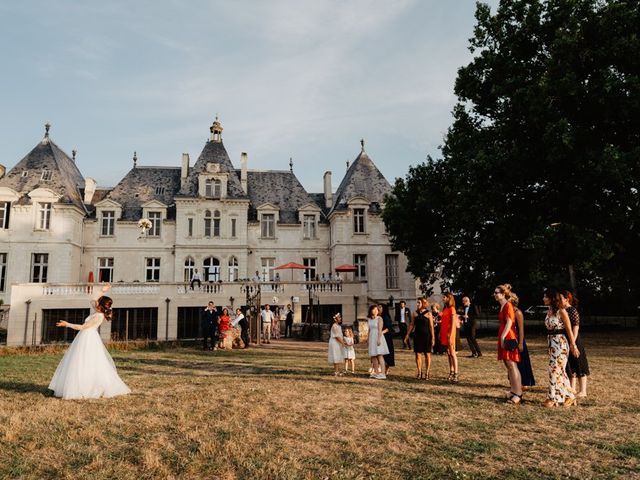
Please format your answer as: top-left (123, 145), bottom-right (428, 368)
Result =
top-left (261, 213), bottom-right (275, 238)
top-left (37, 202), bottom-right (52, 230)
top-left (303, 215), bottom-right (316, 239)
top-left (0, 202), bottom-right (10, 229)
top-left (98, 257), bottom-right (114, 282)
top-left (41, 170), bottom-right (52, 181)
top-left (101, 211), bottom-right (115, 236)
top-left (353, 208), bottom-right (365, 234)
top-left (203, 257), bottom-right (220, 282)
top-left (31, 253), bottom-right (49, 283)
top-left (213, 210), bottom-right (220, 237)
top-left (231, 218), bottom-right (237, 238)
top-left (148, 212), bottom-right (161, 237)
top-left (205, 178), bottom-right (222, 198)
top-left (21, 170), bottom-right (29, 177)
top-left (183, 257), bottom-right (195, 282)
top-left (155, 186), bottom-right (165, 195)
top-left (0, 253), bottom-right (6, 292)
top-left (354, 254), bottom-right (367, 280)
top-left (303, 257), bottom-right (317, 281)
top-left (204, 210), bottom-right (212, 237)
top-left (228, 256), bottom-right (239, 282)
top-left (385, 254), bottom-right (399, 289)
top-left (261, 258), bottom-right (275, 281)
top-left (145, 257), bottom-right (160, 282)
top-left (187, 218), bottom-right (193, 237)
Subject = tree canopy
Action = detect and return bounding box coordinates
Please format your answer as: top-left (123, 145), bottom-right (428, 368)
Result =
top-left (383, 0), bottom-right (640, 311)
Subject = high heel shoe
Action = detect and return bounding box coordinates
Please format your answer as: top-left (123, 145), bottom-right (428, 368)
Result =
top-left (506, 392), bottom-right (521, 405)
top-left (451, 373), bottom-right (460, 383)
top-left (563, 397), bottom-right (577, 408)
top-left (416, 371), bottom-right (422, 380)
top-left (543, 399), bottom-right (557, 408)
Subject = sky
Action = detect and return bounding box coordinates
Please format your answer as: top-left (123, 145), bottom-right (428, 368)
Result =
top-left (0, 0), bottom-right (499, 193)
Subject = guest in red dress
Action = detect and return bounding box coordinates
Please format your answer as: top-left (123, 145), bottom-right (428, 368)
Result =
top-left (494, 284), bottom-right (522, 404)
top-left (440, 292), bottom-right (459, 383)
top-left (218, 308), bottom-right (231, 348)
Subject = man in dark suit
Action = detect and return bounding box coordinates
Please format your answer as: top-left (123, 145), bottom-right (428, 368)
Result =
top-left (395, 300), bottom-right (412, 349)
top-left (201, 301), bottom-right (219, 350)
top-left (284, 304), bottom-right (294, 338)
top-left (461, 296), bottom-right (482, 357)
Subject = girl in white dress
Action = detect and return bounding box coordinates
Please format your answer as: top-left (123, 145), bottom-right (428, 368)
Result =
top-left (327, 313), bottom-right (345, 376)
top-left (48, 284), bottom-right (131, 400)
top-left (343, 327), bottom-right (356, 373)
top-left (367, 305), bottom-right (389, 379)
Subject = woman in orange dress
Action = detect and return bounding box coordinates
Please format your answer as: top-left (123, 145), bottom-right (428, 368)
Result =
top-left (494, 284), bottom-right (522, 404)
top-left (218, 308), bottom-right (231, 348)
top-left (439, 292), bottom-right (459, 383)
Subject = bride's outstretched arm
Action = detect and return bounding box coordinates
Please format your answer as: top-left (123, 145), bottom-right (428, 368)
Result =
top-left (90, 283), bottom-right (112, 310)
top-left (56, 315), bottom-right (102, 331)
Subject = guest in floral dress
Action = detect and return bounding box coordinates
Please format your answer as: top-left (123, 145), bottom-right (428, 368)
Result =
top-left (271, 306), bottom-right (281, 339)
top-left (543, 288), bottom-right (580, 408)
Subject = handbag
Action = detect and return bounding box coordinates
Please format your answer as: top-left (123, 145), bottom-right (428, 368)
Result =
top-left (504, 338), bottom-right (518, 351)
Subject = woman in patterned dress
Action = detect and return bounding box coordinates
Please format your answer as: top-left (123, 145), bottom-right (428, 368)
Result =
top-left (561, 290), bottom-right (590, 398)
top-left (494, 284), bottom-right (522, 404)
top-left (543, 288), bottom-right (579, 408)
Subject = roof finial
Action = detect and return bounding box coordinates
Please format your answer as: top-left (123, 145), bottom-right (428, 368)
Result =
top-left (133, 151), bottom-right (137, 168)
top-left (360, 138), bottom-right (365, 152)
top-left (289, 157), bottom-right (293, 172)
top-left (210, 114), bottom-right (223, 142)
top-left (346, 160), bottom-right (350, 170)
top-left (45, 122), bottom-right (51, 137)
top-left (72, 149), bottom-right (77, 162)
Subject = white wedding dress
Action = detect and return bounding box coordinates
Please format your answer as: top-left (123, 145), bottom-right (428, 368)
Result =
top-left (48, 304), bottom-right (131, 400)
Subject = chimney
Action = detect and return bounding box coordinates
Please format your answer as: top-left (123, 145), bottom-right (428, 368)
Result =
top-left (0, 164), bottom-right (5, 180)
top-left (180, 153), bottom-right (190, 191)
top-left (240, 152), bottom-right (248, 194)
top-left (84, 177), bottom-right (97, 204)
top-left (323, 171), bottom-right (333, 209)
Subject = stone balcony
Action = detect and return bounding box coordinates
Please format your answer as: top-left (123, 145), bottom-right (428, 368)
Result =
top-left (4, 281), bottom-right (368, 346)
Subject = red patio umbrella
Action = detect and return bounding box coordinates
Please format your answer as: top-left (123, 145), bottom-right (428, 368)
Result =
top-left (274, 262), bottom-right (306, 281)
top-left (334, 264), bottom-right (358, 272)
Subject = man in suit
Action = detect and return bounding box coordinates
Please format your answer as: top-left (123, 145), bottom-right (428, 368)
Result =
top-left (461, 296), bottom-right (482, 357)
top-left (201, 301), bottom-right (219, 350)
top-left (395, 300), bottom-right (412, 349)
top-left (284, 304), bottom-right (294, 338)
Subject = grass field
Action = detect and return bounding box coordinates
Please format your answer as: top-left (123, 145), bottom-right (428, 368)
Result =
top-left (1, 330), bottom-right (639, 480)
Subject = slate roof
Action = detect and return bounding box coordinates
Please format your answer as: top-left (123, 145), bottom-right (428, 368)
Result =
top-left (180, 140), bottom-right (246, 198)
top-left (105, 167), bottom-right (181, 220)
top-left (245, 170), bottom-right (320, 224)
top-left (0, 133), bottom-right (85, 209)
top-left (330, 148), bottom-right (391, 214)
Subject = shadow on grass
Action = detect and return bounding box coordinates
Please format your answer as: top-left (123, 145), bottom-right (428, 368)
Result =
top-left (0, 380), bottom-right (52, 396)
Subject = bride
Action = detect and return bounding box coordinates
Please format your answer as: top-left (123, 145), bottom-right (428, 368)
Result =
top-left (48, 284), bottom-right (131, 400)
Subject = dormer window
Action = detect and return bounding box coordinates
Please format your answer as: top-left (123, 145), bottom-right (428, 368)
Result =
top-left (41, 170), bottom-right (52, 181)
top-left (261, 213), bottom-right (275, 238)
top-left (205, 178), bottom-right (222, 198)
top-left (303, 214), bottom-right (316, 239)
top-left (21, 171), bottom-right (29, 177)
top-left (353, 208), bottom-right (366, 234)
top-left (155, 186), bottom-right (165, 195)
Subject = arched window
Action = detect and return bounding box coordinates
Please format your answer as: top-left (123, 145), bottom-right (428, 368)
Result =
top-left (213, 210), bottom-right (221, 237)
top-left (228, 256), bottom-right (239, 282)
top-left (204, 210), bottom-right (212, 237)
top-left (183, 257), bottom-right (195, 282)
top-left (203, 257), bottom-right (220, 282)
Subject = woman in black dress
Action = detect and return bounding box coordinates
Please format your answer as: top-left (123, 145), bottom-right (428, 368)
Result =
top-left (380, 304), bottom-right (395, 375)
top-left (406, 298), bottom-right (435, 380)
top-left (510, 293), bottom-right (536, 389)
top-left (562, 290), bottom-right (590, 398)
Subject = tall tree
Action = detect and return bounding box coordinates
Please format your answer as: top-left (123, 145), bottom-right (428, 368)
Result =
top-left (383, 0), bottom-right (640, 310)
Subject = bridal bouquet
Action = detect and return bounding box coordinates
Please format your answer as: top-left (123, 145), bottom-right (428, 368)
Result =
top-left (138, 218), bottom-right (152, 234)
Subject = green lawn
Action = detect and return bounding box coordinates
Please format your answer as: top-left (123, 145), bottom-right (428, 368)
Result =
top-left (1, 331), bottom-right (639, 479)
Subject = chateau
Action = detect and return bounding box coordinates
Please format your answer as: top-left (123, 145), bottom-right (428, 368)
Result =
top-left (0, 119), bottom-right (416, 346)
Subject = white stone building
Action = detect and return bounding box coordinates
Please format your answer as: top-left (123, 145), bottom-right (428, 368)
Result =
top-left (0, 120), bottom-right (416, 346)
